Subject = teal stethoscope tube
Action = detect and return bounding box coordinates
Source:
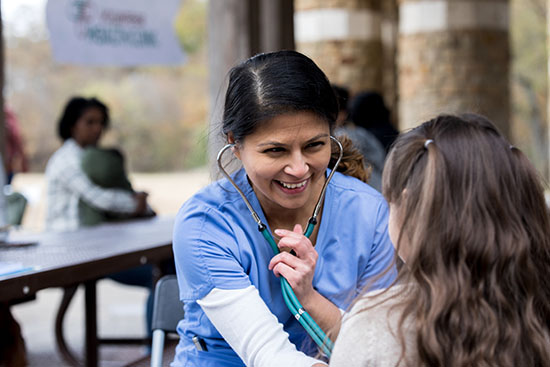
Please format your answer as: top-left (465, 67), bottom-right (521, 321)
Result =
top-left (216, 136), bottom-right (343, 357)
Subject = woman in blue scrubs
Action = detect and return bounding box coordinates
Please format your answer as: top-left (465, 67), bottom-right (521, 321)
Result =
top-left (172, 50), bottom-right (395, 367)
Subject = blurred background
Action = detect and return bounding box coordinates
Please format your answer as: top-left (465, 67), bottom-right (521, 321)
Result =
top-left (1, 1), bottom-right (547, 365)
top-left (2, 0), bottom-right (547, 181)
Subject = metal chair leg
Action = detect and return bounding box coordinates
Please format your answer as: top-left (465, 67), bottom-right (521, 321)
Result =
top-left (150, 329), bottom-right (165, 367)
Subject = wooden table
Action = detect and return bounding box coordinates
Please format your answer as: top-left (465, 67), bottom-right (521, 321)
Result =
top-left (0, 216), bottom-right (175, 367)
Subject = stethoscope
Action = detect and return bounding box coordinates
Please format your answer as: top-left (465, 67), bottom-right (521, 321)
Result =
top-left (216, 136), bottom-right (343, 357)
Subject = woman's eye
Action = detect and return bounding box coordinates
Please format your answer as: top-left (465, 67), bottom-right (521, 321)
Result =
top-left (306, 141), bottom-right (324, 149)
top-left (262, 147), bottom-right (285, 154)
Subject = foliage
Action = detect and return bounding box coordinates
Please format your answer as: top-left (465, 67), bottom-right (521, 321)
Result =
top-left (174, 0), bottom-right (208, 54)
top-left (510, 0), bottom-right (548, 177)
top-left (4, 0), bottom-right (209, 172)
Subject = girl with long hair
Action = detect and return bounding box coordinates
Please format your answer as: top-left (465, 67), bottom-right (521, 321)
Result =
top-left (330, 113), bottom-right (550, 366)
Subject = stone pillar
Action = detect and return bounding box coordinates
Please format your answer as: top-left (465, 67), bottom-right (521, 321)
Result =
top-left (259, 0), bottom-right (295, 53)
top-left (398, 0), bottom-right (510, 136)
top-left (294, 0), bottom-right (383, 95)
top-left (381, 0), bottom-right (398, 124)
top-left (207, 0), bottom-right (295, 173)
top-left (208, 0), bottom-right (255, 173)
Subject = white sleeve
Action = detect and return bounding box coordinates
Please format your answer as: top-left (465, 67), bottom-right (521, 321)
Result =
top-left (197, 286), bottom-right (327, 367)
top-left (58, 157), bottom-right (137, 213)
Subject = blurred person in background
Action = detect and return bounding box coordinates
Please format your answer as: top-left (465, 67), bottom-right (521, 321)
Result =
top-left (45, 96), bottom-right (150, 231)
top-left (3, 107), bottom-right (29, 185)
top-left (348, 91), bottom-right (398, 154)
top-left (332, 85), bottom-right (385, 192)
top-left (45, 96), bottom-right (156, 334)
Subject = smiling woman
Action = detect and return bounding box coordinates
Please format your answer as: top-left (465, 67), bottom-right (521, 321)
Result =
top-left (171, 50), bottom-right (396, 367)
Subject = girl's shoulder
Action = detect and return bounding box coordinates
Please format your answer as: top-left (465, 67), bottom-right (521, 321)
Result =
top-left (333, 284), bottom-right (417, 367)
top-left (348, 284), bottom-right (408, 318)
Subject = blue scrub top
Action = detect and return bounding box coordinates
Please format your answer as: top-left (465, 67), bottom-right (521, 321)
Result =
top-left (172, 168), bottom-right (395, 367)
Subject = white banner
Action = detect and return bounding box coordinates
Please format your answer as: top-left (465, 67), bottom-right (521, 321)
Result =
top-left (46, 0), bottom-right (186, 66)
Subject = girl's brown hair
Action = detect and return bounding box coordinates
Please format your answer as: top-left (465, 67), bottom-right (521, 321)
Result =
top-left (378, 113), bottom-right (550, 366)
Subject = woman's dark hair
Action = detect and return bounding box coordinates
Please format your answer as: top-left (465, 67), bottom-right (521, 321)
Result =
top-left (222, 50), bottom-right (368, 181)
top-left (57, 96), bottom-right (110, 141)
top-left (222, 50), bottom-right (338, 142)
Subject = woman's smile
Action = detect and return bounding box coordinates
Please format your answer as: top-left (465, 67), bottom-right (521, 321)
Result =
top-left (275, 177), bottom-right (310, 194)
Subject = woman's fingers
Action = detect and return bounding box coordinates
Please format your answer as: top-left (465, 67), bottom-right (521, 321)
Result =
top-left (268, 251), bottom-right (303, 272)
top-left (270, 223), bottom-right (319, 301)
top-left (269, 256), bottom-right (309, 289)
top-left (274, 223), bottom-right (303, 240)
top-left (274, 225), bottom-right (316, 259)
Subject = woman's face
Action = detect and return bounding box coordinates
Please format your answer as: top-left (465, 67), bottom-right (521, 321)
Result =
top-left (71, 107), bottom-right (105, 147)
top-left (233, 111), bottom-right (331, 214)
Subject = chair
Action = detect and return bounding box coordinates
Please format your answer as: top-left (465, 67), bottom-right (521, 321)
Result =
top-left (6, 191), bottom-right (27, 226)
top-left (151, 275), bottom-right (184, 367)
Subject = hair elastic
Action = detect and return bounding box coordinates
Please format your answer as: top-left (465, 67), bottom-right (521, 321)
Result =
top-left (509, 145), bottom-right (516, 150)
top-left (424, 139), bottom-right (434, 149)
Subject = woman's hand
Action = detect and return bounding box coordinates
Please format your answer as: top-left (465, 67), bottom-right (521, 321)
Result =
top-left (268, 224), bottom-right (318, 305)
top-left (133, 191), bottom-right (148, 215)
top-left (269, 224), bottom-right (343, 336)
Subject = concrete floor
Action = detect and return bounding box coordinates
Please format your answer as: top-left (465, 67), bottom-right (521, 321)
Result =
top-left (12, 279), bottom-right (152, 367)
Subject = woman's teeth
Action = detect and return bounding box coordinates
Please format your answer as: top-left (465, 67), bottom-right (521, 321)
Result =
top-left (279, 180), bottom-right (307, 189)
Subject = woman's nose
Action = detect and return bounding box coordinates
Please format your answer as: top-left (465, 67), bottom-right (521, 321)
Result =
top-left (284, 152), bottom-right (308, 177)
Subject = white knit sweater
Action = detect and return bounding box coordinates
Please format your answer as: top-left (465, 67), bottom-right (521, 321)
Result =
top-left (330, 285), bottom-right (418, 367)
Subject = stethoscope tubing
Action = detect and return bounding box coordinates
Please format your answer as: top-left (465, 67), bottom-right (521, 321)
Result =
top-left (217, 135), bottom-right (344, 357)
top-left (261, 229), bottom-right (334, 355)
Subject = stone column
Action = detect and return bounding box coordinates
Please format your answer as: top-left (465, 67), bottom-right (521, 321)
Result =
top-left (259, 0), bottom-right (295, 53)
top-left (207, 0), bottom-right (295, 173)
top-left (398, 0), bottom-right (510, 136)
top-left (381, 0), bottom-right (398, 124)
top-left (294, 0), bottom-right (383, 95)
top-left (208, 0), bottom-right (255, 173)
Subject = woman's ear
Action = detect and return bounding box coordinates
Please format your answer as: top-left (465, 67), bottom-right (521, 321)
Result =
top-left (227, 132), bottom-right (241, 160)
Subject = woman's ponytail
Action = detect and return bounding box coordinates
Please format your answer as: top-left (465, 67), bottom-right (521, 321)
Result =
top-left (330, 135), bottom-right (371, 183)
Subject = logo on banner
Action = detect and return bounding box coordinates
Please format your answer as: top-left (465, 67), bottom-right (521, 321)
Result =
top-left (46, 0), bottom-right (185, 65)
top-left (65, 0), bottom-right (156, 48)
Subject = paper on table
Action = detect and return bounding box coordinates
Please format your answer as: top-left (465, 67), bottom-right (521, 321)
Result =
top-left (0, 261), bottom-right (36, 277)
